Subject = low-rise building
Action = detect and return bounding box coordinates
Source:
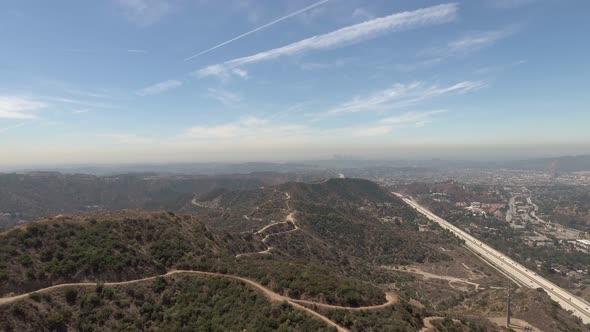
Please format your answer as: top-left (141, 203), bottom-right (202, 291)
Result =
top-left (575, 239), bottom-right (590, 250)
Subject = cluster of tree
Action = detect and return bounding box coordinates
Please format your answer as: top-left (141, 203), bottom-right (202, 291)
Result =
top-left (532, 185), bottom-right (590, 232)
top-left (233, 258), bottom-right (386, 307)
top-left (281, 178), bottom-right (397, 206)
top-left (431, 317), bottom-right (494, 332)
top-left (400, 181), bottom-right (503, 204)
top-left (0, 274), bottom-right (333, 332)
top-left (0, 212), bottom-right (228, 296)
top-left (318, 300), bottom-right (424, 331)
top-left (0, 209), bottom-right (391, 308)
top-left (295, 201), bottom-right (451, 265)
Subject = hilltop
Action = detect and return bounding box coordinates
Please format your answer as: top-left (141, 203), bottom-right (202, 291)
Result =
top-left (189, 178), bottom-right (449, 265)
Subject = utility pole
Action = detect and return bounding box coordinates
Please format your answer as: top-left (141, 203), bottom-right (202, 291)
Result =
top-left (506, 285), bottom-right (512, 327)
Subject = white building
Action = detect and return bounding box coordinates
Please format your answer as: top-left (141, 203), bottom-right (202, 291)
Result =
top-left (575, 239), bottom-right (590, 250)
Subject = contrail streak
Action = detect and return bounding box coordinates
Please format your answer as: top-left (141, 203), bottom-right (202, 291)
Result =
top-left (184, 0), bottom-right (330, 61)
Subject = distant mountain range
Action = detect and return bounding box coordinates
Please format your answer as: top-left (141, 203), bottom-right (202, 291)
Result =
top-left (5, 155), bottom-right (590, 176)
top-left (499, 155), bottom-right (590, 172)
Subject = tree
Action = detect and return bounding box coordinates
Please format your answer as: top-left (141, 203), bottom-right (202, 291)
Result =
top-left (65, 289), bottom-right (78, 305)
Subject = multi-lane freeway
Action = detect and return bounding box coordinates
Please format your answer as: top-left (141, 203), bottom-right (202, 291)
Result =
top-left (393, 192), bottom-right (590, 325)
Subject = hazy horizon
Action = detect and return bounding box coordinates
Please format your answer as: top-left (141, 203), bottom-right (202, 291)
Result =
top-left (2, 143), bottom-right (589, 172)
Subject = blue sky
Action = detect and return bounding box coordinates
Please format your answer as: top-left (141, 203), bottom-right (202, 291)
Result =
top-left (1, 0), bottom-right (589, 165)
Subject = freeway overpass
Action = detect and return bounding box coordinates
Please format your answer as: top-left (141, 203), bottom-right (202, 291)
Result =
top-left (393, 192), bottom-right (590, 325)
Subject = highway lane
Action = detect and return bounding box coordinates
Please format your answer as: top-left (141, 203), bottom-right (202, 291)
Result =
top-left (393, 192), bottom-right (590, 325)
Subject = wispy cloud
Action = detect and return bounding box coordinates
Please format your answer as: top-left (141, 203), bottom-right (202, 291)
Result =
top-left (116, 0), bottom-right (173, 26)
top-left (127, 49), bottom-right (147, 53)
top-left (396, 27), bottom-right (517, 72)
top-left (232, 68), bottom-right (249, 79)
top-left (380, 110), bottom-right (447, 126)
top-left (320, 81), bottom-right (482, 116)
top-left (184, 116), bottom-right (306, 140)
top-left (136, 80), bottom-right (182, 96)
top-left (0, 96), bottom-right (47, 119)
top-left (196, 3), bottom-right (459, 79)
top-left (349, 110), bottom-right (447, 137)
top-left (422, 26), bottom-right (518, 58)
top-left (181, 110), bottom-right (443, 142)
top-left (473, 59), bottom-right (527, 75)
top-left (299, 58), bottom-right (348, 71)
top-left (37, 79), bottom-right (116, 100)
top-left (135, 109), bottom-right (449, 148)
top-left (196, 66), bottom-right (249, 80)
top-left (185, 0), bottom-right (332, 61)
top-left (327, 82), bottom-right (420, 115)
top-left (207, 88), bottom-right (241, 106)
top-left (39, 96), bottom-right (113, 109)
top-left (447, 28), bottom-right (516, 53)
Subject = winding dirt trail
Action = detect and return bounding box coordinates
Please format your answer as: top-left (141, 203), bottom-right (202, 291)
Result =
top-left (292, 292), bottom-right (398, 311)
top-left (190, 198), bottom-right (205, 208)
top-left (384, 266), bottom-right (480, 290)
top-left (0, 269), bottom-right (399, 332)
top-left (420, 316), bottom-right (461, 332)
top-left (255, 221), bottom-right (290, 235)
top-left (236, 191), bottom-right (300, 258)
top-left (420, 316), bottom-right (443, 332)
top-left (235, 247), bottom-right (273, 258)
